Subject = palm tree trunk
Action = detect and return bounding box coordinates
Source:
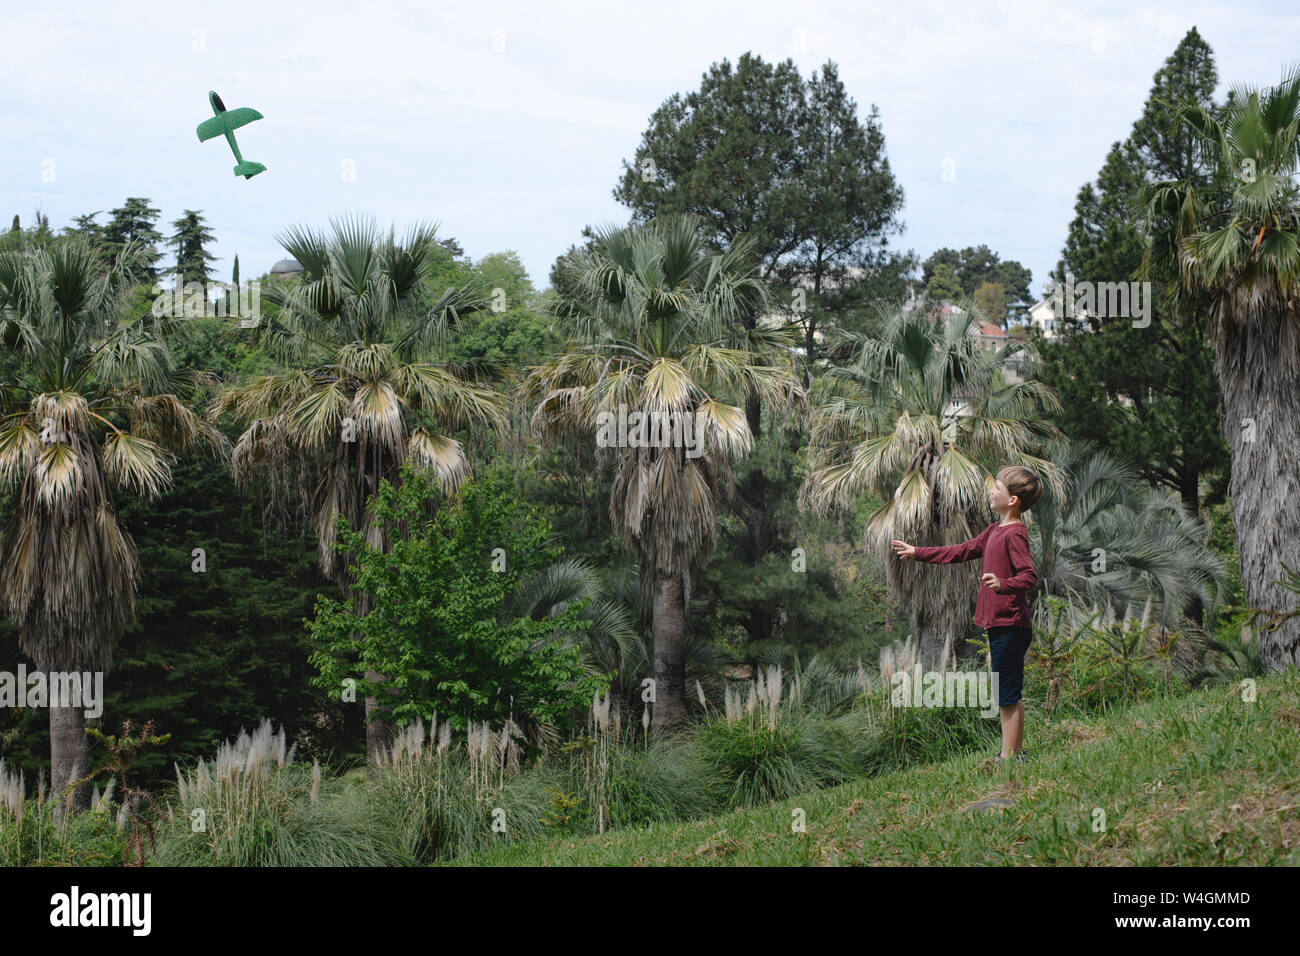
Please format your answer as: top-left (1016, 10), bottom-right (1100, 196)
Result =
top-left (913, 611), bottom-right (947, 672)
top-left (1217, 301), bottom-right (1300, 669)
top-left (651, 570), bottom-right (687, 738)
top-left (50, 705), bottom-right (89, 813)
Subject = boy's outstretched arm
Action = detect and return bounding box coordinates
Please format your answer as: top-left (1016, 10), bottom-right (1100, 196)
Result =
top-left (897, 524), bottom-right (993, 564)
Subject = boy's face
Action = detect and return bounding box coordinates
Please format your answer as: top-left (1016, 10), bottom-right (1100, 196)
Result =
top-left (990, 479), bottom-right (1018, 515)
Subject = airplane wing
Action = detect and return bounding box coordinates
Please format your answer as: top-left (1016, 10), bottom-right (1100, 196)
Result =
top-left (223, 107), bottom-right (263, 129)
top-left (196, 116), bottom-right (227, 142)
top-left (195, 107), bottom-right (264, 142)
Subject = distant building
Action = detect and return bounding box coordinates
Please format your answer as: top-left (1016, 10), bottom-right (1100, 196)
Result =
top-left (974, 318), bottom-right (1007, 353)
top-left (270, 258), bottom-right (303, 276)
top-left (1028, 295), bottom-right (1093, 344)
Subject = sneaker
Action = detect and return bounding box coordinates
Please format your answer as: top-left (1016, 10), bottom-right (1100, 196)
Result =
top-left (993, 750), bottom-right (1029, 764)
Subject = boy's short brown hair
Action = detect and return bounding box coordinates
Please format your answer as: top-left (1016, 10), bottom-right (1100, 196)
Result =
top-left (996, 465), bottom-right (1043, 512)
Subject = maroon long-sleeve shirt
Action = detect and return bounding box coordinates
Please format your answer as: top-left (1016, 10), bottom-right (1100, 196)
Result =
top-left (912, 521), bottom-right (1037, 628)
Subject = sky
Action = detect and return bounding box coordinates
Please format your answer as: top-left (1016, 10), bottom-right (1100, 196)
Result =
top-left (2, 0), bottom-right (1298, 298)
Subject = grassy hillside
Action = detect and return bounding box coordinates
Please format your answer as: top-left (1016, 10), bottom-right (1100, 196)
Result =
top-left (442, 673), bottom-right (1300, 866)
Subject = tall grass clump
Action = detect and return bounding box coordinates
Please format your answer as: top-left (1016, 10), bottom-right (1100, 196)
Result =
top-left (0, 760), bottom-right (123, 866)
top-left (154, 720), bottom-right (402, 866)
top-left (839, 636), bottom-right (1000, 775)
top-left (370, 714), bottom-right (558, 864)
top-left (697, 664), bottom-right (850, 808)
top-left (557, 690), bottom-right (720, 831)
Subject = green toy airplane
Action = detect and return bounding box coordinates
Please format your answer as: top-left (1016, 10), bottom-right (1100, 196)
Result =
top-left (196, 91), bottom-right (266, 179)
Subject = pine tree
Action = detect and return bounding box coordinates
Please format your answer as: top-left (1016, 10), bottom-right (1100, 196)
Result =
top-left (1033, 25), bottom-right (1229, 640)
top-left (169, 210), bottom-right (218, 289)
top-left (104, 198), bottom-right (164, 285)
top-left (63, 213), bottom-right (107, 259)
top-left (614, 55), bottom-right (912, 378)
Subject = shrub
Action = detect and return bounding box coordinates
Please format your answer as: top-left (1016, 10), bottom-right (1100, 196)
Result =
top-left (696, 666), bottom-right (850, 808)
top-left (153, 721), bottom-right (403, 866)
top-left (0, 760), bottom-right (123, 866)
top-left (369, 716), bottom-right (559, 863)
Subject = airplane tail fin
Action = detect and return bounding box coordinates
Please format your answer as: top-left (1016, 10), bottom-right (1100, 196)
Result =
top-left (234, 161), bottom-right (267, 179)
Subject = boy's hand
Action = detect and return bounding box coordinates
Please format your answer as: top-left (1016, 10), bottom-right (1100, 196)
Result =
top-left (891, 540), bottom-right (916, 559)
top-left (981, 573), bottom-right (1002, 591)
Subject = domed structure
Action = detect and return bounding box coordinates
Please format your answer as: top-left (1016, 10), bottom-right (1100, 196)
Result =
top-left (270, 258), bottom-right (303, 275)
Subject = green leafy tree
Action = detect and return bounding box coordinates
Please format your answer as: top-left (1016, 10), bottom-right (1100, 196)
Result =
top-left (448, 251), bottom-right (556, 373)
top-left (922, 245), bottom-right (1033, 319)
top-left (973, 281), bottom-right (1007, 325)
top-left (307, 468), bottom-right (607, 740)
top-left (925, 262), bottom-right (963, 303)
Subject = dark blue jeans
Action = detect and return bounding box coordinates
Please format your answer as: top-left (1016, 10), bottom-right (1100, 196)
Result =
top-left (987, 625), bottom-right (1033, 706)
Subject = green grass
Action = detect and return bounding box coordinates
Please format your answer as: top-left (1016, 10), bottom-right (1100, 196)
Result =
top-left (439, 672), bottom-right (1300, 866)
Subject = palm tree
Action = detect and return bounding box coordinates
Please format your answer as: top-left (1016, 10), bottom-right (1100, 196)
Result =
top-left (215, 217), bottom-right (508, 760)
top-left (510, 558), bottom-right (730, 717)
top-left (509, 557), bottom-right (640, 676)
top-left (0, 238), bottom-right (224, 810)
top-left (524, 214), bottom-right (803, 736)
top-left (1139, 68), bottom-right (1300, 670)
top-left (800, 302), bottom-right (1068, 669)
top-left (1027, 436), bottom-right (1226, 675)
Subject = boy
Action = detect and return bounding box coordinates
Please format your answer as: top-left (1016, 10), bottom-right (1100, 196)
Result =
top-left (891, 465), bottom-right (1042, 764)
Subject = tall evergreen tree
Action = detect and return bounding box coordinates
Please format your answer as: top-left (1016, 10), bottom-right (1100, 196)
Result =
top-left (104, 198), bottom-right (164, 285)
top-left (614, 54), bottom-right (912, 379)
top-left (169, 210), bottom-right (218, 289)
top-left (1034, 28), bottom-right (1226, 526)
top-left (62, 213), bottom-right (107, 261)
